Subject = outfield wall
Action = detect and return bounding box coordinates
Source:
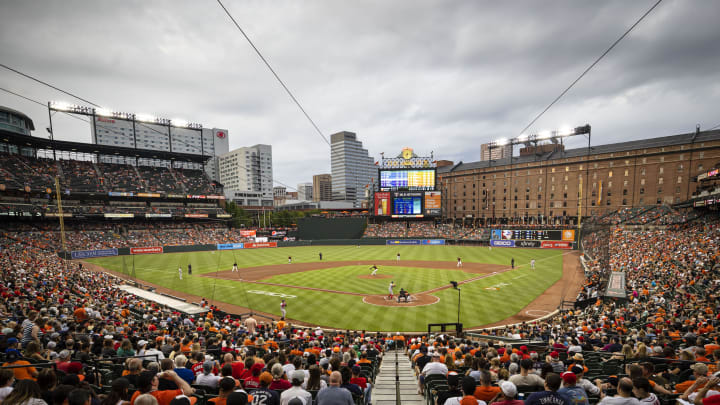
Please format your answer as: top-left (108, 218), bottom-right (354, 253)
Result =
top-left (296, 217), bottom-right (367, 239)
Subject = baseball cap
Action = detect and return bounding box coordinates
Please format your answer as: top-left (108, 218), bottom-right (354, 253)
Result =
top-left (561, 372), bottom-right (577, 385)
top-left (259, 371), bottom-right (273, 385)
top-left (137, 340), bottom-right (148, 347)
top-left (351, 365), bottom-right (361, 374)
top-left (291, 370), bottom-right (305, 383)
top-left (226, 391), bottom-right (249, 405)
top-left (501, 381), bottom-right (517, 398)
top-left (6, 337), bottom-right (17, 344)
top-left (288, 398), bottom-right (307, 405)
top-left (571, 365), bottom-right (584, 375)
top-left (550, 351), bottom-right (559, 359)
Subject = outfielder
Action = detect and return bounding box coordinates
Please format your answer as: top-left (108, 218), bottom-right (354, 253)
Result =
top-left (178, 266), bottom-right (182, 280)
top-left (530, 259), bottom-right (536, 270)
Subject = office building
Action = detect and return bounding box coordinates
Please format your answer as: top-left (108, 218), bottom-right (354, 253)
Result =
top-left (313, 174), bottom-right (332, 202)
top-left (330, 131), bottom-right (375, 206)
top-left (218, 144), bottom-right (273, 199)
top-left (480, 142), bottom-right (512, 161)
top-left (297, 182), bottom-right (313, 201)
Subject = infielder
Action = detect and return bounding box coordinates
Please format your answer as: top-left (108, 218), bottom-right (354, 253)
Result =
top-left (370, 265), bottom-right (379, 276)
top-left (280, 299), bottom-right (287, 320)
top-left (396, 252), bottom-right (400, 262)
top-left (288, 256), bottom-right (292, 264)
top-left (457, 257), bottom-right (462, 267)
top-left (530, 259), bottom-right (536, 270)
top-left (232, 262), bottom-right (238, 272)
top-left (388, 281), bottom-right (395, 300)
top-left (178, 266), bottom-right (182, 280)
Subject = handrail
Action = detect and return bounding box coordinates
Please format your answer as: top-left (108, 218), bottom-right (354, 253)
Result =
top-left (395, 348), bottom-right (401, 405)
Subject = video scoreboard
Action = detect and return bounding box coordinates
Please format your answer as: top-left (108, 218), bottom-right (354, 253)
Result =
top-left (375, 163), bottom-right (440, 218)
top-left (379, 169), bottom-right (436, 191)
top-left (491, 229), bottom-right (575, 241)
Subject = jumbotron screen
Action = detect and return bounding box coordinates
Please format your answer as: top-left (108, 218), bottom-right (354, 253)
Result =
top-left (379, 169), bottom-right (436, 191)
top-left (392, 192), bottom-right (423, 217)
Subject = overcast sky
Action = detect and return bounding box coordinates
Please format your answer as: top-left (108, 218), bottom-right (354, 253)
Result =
top-left (2, 1), bottom-right (720, 189)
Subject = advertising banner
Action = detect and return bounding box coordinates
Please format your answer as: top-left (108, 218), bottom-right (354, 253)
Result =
top-left (216, 214), bottom-right (232, 218)
top-left (239, 230), bottom-right (257, 237)
top-left (45, 213), bottom-right (73, 217)
top-left (562, 229), bottom-right (576, 241)
top-left (137, 193), bottom-right (161, 198)
top-left (541, 241), bottom-right (572, 249)
top-left (167, 194), bottom-right (185, 199)
top-left (490, 240), bottom-right (515, 248)
top-left (424, 191), bottom-right (442, 216)
top-left (108, 192), bottom-right (133, 197)
top-left (386, 239), bottom-right (421, 245)
top-left (374, 192), bottom-right (391, 216)
top-left (271, 230), bottom-right (286, 236)
top-left (244, 242), bottom-right (277, 249)
top-left (206, 195), bottom-right (225, 200)
top-left (130, 246), bottom-right (163, 255)
top-left (71, 248), bottom-right (118, 259)
top-left (104, 213), bottom-right (134, 218)
top-left (255, 237), bottom-right (269, 243)
top-left (421, 239), bottom-right (445, 245)
top-left (145, 214), bottom-right (172, 218)
top-left (184, 214), bottom-right (208, 218)
top-left (515, 240), bottom-right (541, 248)
top-left (186, 195), bottom-right (207, 199)
top-left (217, 243), bottom-right (244, 250)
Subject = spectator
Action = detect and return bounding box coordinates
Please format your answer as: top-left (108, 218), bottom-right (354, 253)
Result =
top-left (3, 379), bottom-right (46, 405)
top-left (508, 359), bottom-right (544, 389)
top-left (558, 372), bottom-right (589, 405)
top-left (196, 361), bottom-right (220, 389)
top-left (490, 381), bottom-right (523, 405)
top-left (525, 374), bottom-right (571, 405)
top-left (251, 372), bottom-right (279, 405)
top-left (316, 371), bottom-right (353, 405)
top-left (280, 370), bottom-right (312, 405)
top-left (597, 377), bottom-right (640, 405)
top-left (129, 370), bottom-right (195, 405)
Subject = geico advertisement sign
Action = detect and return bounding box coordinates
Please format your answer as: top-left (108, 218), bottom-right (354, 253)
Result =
top-left (490, 240), bottom-right (515, 247)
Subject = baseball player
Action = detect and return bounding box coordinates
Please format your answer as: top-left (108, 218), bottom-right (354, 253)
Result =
top-left (396, 252), bottom-right (400, 262)
top-left (370, 265), bottom-right (379, 276)
top-left (530, 259), bottom-right (536, 270)
top-left (280, 299), bottom-right (287, 320)
top-left (511, 258), bottom-right (515, 269)
top-left (288, 256), bottom-right (292, 264)
top-left (457, 257), bottom-right (462, 267)
top-left (388, 281), bottom-right (395, 300)
top-left (178, 266), bottom-right (182, 280)
top-left (232, 262), bottom-right (238, 272)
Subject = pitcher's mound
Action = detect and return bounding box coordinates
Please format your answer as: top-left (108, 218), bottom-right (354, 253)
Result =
top-left (357, 274), bottom-right (393, 279)
top-left (363, 294), bottom-right (439, 307)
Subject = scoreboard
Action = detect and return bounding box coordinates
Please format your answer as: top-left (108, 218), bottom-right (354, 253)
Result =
top-left (491, 229), bottom-right (575, 241)
top-left (380, 169), bottom-right (436, 191)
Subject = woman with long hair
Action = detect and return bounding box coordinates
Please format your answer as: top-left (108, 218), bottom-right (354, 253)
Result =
top-left (100, 377), bottom-right (130, 405)
top-left (24, 342), bottom-right (48, 362)
top-left (302, 364), bottom-right (327, 391)
top-left (116, 340), bottom-right (135, 358)
top-left (3, 379), bottom-right (46, 405)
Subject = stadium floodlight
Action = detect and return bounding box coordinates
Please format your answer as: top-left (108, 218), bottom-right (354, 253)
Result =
top-left (537, 130), bottom-right (552, 140)
top-left (495, 138), bottom-right (509, 146)
top-left (517, 134), bottom-right (528, 142)
top-left (135, 113), bottom-right (156, 123)
top-left (95, 108), bottom-right (113, 117)
top-left (171, 118), bottom-right (188, 128)
top-left (558, 125), bottom-right (573, 136)
top-left (51, 101), bottom-right (73, 111)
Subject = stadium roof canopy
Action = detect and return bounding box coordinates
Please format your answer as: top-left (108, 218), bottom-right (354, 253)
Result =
top-left (0, 129), bottom-right (211, 163)
top-left (439, 129), bottom-right (720, 174)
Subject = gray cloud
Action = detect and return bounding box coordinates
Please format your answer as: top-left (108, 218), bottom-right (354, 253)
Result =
top-left (1, 0), bottom-right (719, 189)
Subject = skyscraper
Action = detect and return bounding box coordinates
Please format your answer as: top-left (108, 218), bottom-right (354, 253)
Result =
top-left (312, 174), bottom-right (332, 202)
top-left (297, 183), bottom-right (313, 201)
top-left (480, 142), bottom-right (512, 161)
top-left (218, 144), bottom-right (273, 199)
top-left (330, 131), bottom-right (375, 206)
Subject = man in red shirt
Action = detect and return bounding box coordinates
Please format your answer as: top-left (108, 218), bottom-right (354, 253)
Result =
top-left (130, 370), bottom-right (196, 405)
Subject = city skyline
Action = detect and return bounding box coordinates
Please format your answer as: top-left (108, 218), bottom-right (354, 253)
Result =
top-left (1, 1), bottom-right (720, 188)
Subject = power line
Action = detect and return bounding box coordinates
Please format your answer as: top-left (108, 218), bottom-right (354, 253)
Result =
top-left (0, 87), bottom-right (89, 124)
top-left (0, 63), bottom-right (100, 107)
top-left (708, 122), bottom-right (720, 131)
top-left (518, 0), bottom-right (663, 135)
top-left (215, 0), bottom-right (331, 147)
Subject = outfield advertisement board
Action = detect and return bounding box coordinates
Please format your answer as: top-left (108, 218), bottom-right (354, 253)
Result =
top-left (71, 248), bottom-right (118, 259)
top-left (540, 241), bottom-right (573, 249)
top-left (244, 242), bottom-right (277, 248)
top-left (422, 239), bottom-right (445, 245)
top-left (490, 240), bottom-right (515, 247)
top-left (515, 240), bottom-right (541, 248)
top-left (217, 243), bottom-right (244, 250)
top-left (386, 239), bottom-right (421, 245)
top-left (130, 246), bottom-right (164, 255)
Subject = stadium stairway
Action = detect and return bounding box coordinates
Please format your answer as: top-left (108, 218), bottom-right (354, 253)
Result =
top-left (372, 349), bottom-right (423, 405)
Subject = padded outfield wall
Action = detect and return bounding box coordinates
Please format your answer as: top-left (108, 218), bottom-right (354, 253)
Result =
top-left (296, 217), bottom-right (367, 240)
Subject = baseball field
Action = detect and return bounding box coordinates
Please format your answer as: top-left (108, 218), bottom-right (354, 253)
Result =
top-left (85, 245), bottom-right (576, 332)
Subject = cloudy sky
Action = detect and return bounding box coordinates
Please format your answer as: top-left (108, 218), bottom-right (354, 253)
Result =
top-left (1, 0), bottom-right (719, 189)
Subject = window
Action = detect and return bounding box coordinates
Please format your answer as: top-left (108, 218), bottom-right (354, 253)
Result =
top-left (698, 164), bottom-right (704, 171)
top-left (677, 176), bottom-right (682, 183)
top-left (641, 178), bottom-right (645, 185)
top-left (608, 170), bottom-right (613, 178)
top-left (622, 199), bottom-right (627, 205)
top-left (641, 168), bottom-right (646, 175)
top-left (624, 170), bottom-right (629, 177)
top-left (642, 157), bottom-right (647, 164)
top-left (658, 178), bottom-right (663, 184)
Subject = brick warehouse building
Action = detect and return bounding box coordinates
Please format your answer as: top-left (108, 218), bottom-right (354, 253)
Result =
top-left (437, 129), bottom-right (720, 224)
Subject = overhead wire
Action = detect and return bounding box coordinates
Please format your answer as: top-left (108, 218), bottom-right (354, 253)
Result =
top-left (518, 0), bottom-right (663, 135)
top-left (215, 0), bottom-right (331, 147)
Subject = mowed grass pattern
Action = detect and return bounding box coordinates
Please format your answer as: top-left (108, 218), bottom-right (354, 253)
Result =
top-left (88, 246), bottom-right (565, 331)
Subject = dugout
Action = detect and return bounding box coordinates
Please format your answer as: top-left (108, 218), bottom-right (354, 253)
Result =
top-left (297, 217), bottom-right (367, 239)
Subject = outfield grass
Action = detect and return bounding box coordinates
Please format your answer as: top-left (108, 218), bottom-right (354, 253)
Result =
top-left (87, 245), bottom-right (565, 331)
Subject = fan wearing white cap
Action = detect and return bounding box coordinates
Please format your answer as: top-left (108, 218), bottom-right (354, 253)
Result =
top-left (280, 370), bottom-right (312, 405)
top-left (493, 381), bottom-right (523, 405)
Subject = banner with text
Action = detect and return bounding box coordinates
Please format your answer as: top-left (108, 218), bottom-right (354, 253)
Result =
top-left (130, 246), bottom-right (164, 255)
top-left (386, 239), bottom-right (422, 245)
top-left (244, 242), bottom-right (277, 249)
top-left (71, 248), bottom-right (118, 259)
top-left (217, 243), bottom-right (244, 250)
top-left (421, 239), bottom-right (446, 245)
top-left (490, 240), bottom-right (516, 248)
top-left (541, 241), bottom-right (572, 249)
top-left (515, 240), bottom-right (541, 248)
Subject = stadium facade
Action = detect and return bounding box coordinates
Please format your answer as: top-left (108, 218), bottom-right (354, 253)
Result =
top-left (90, 115), bottom-right (229, 181)
top-left (330, 131), bottom-right (375, 207)
top-left (438, 129), bottom-right (720, 223)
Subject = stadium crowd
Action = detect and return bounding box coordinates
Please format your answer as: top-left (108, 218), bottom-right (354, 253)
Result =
top-left (0, 153), bottom-right (217, 195)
